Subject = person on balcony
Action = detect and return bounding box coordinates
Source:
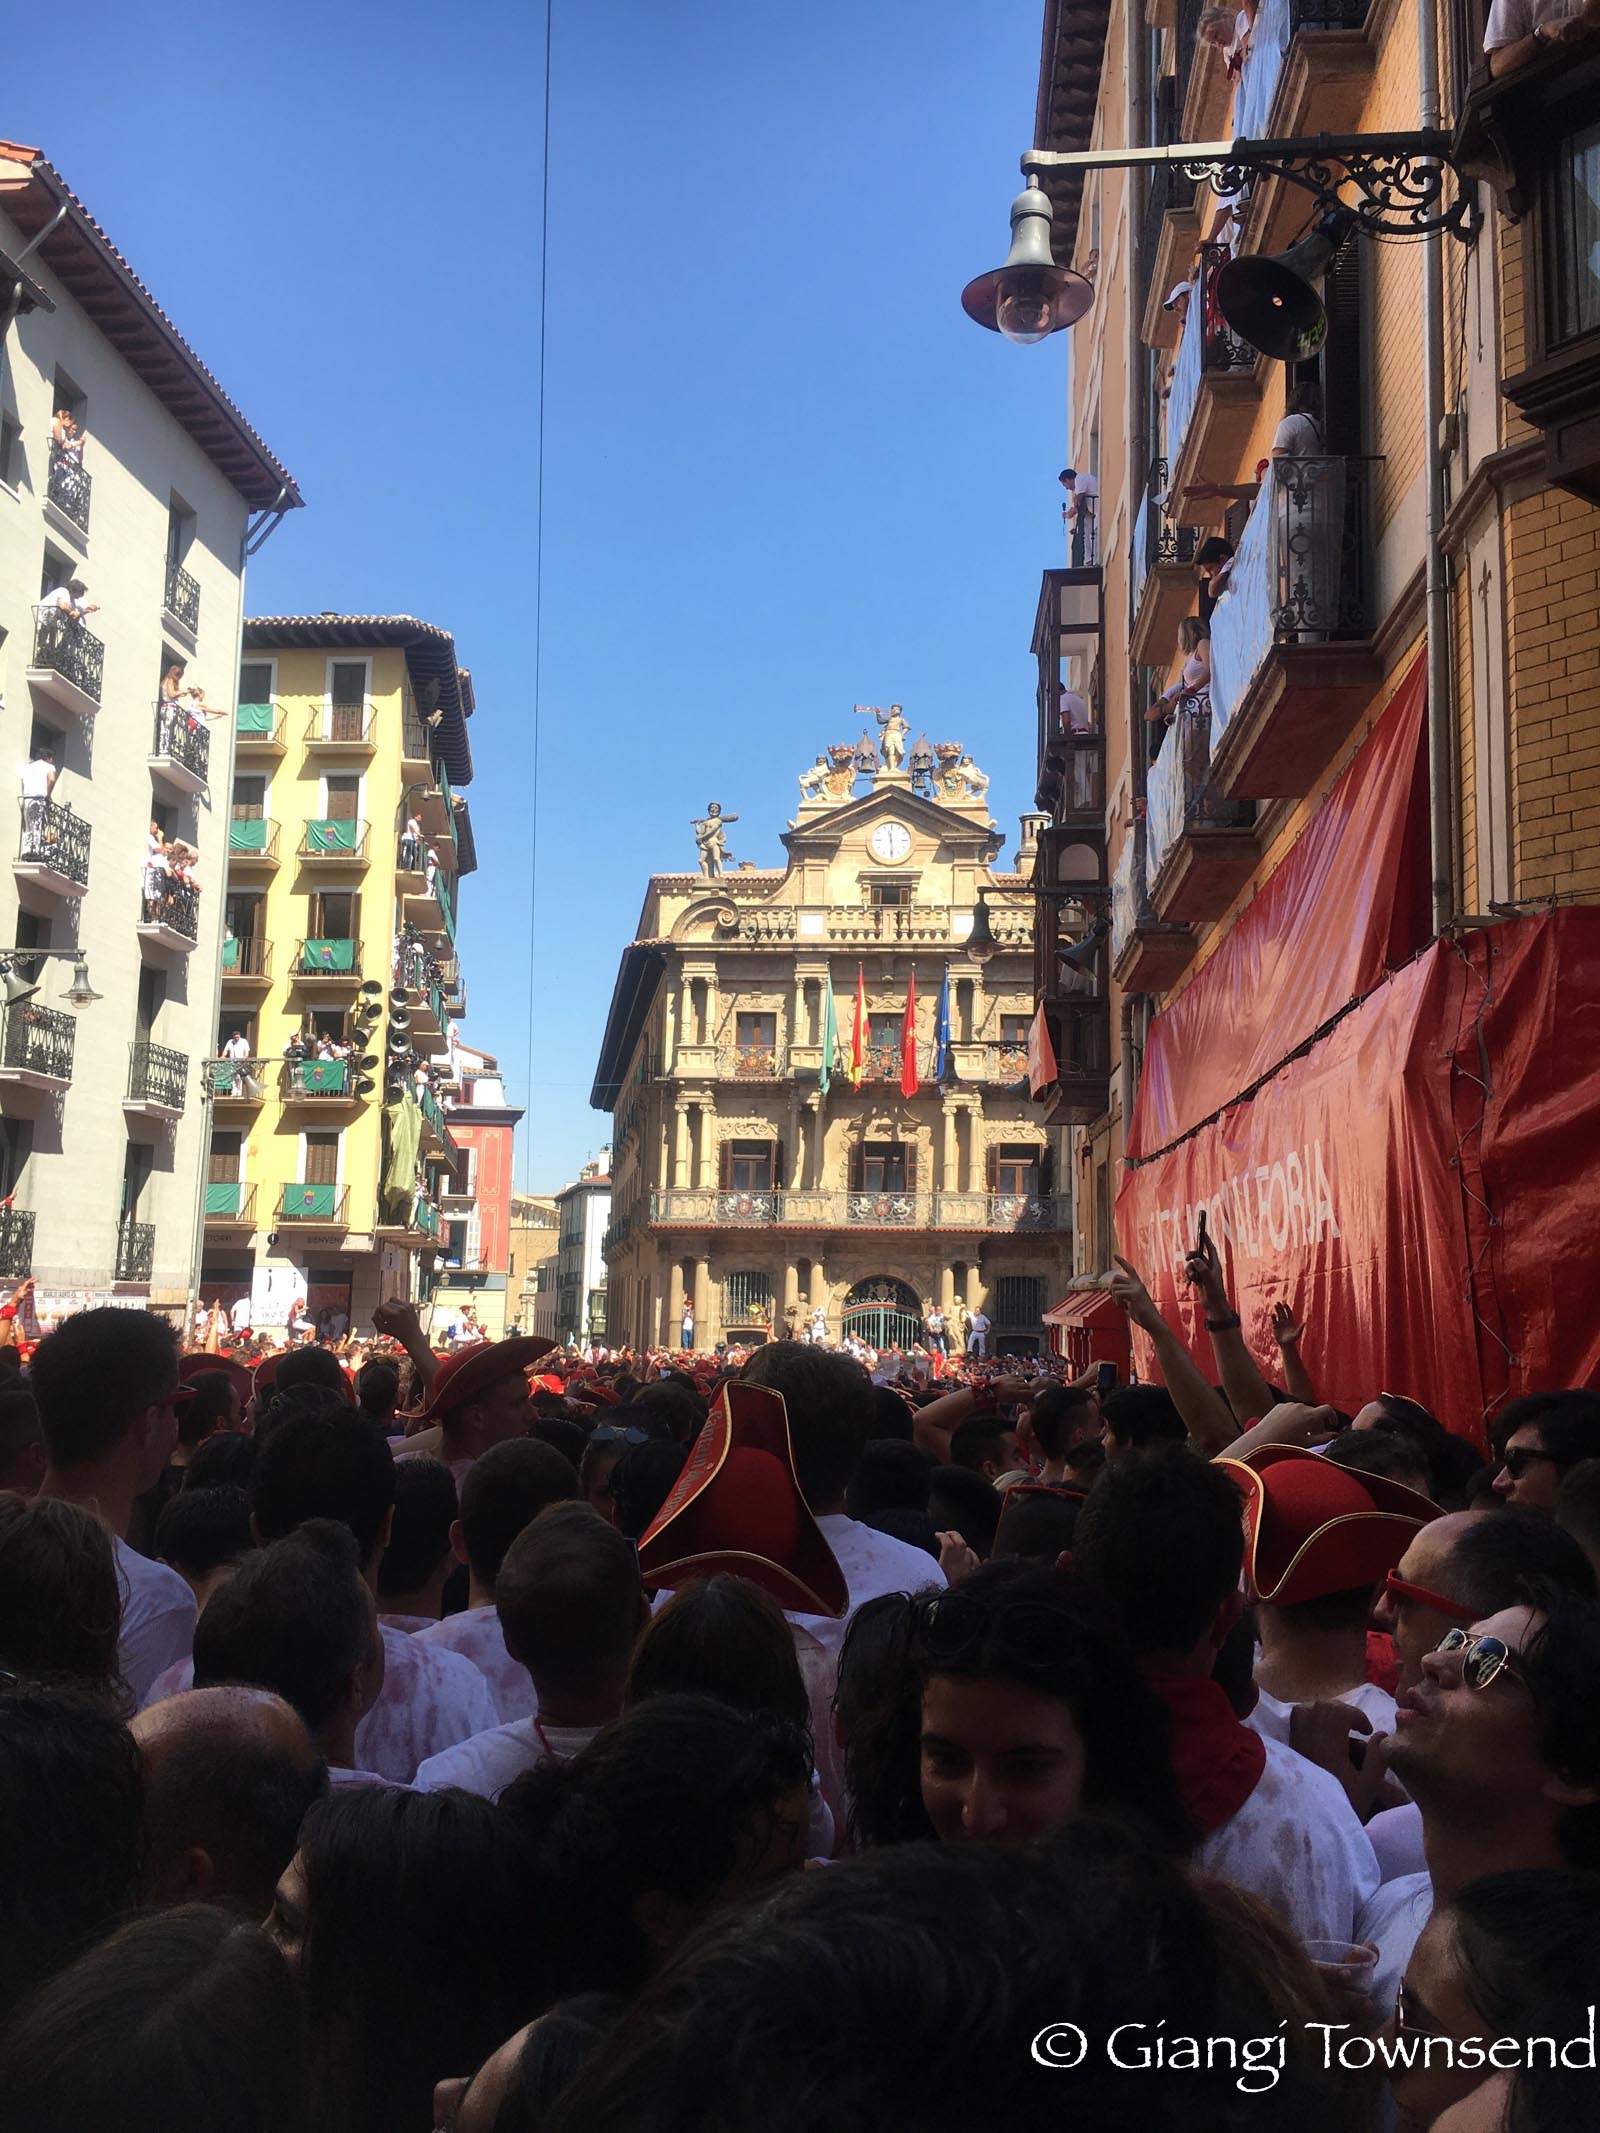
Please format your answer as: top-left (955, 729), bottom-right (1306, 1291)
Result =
top-left (221, 1030), bottom-right (252, 1064)
top-left (142, 827), bottom-right (169, 921)
top-left (38, 577), bottom-right (98, 627)
top-left (20, 749), bottom-right (57, 860)
top-left (400, 815), bottom-right (423, 872)
top-left (424, 846), bottom-right (441, 895)
top-left (51, 408), bottom-right (85, 467)
top-left (1485, 0), bottom-right (1600, 72)
top-left (1058, 468), bottom-right (1099, 568)
top-left (1193, 536), bottom-right (1236, 625)
top-left (1148, 618), bottom-right (1212, 761)
top-left (1269, 382), bottom-right (1341, 642)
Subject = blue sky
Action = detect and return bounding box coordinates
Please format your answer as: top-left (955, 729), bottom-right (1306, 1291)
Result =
top-left (10, 0), bottom-right (1066, 1190)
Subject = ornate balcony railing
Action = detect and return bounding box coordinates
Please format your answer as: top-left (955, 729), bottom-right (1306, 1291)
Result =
top-left (645, 1188), bottom-right (1064, 1232)
top-left (281, 1058), bottom-right (357, 1099)
top-left (30, 611), bottom-right (104, 705)
top-left (2, 1004), bottom-right (75, 1083)
top-left (127, 1042), bottom-right (188, 1112)
top-left (17, 797), bottom-right (91, 887)
top-left (222, 935), bottom-right (272, 979)
top-left (163, 561), bottom-right (201, 633)
top-left (140, 875), bottom-right (200, 942)
top-left (1146, 692), bottom-right (1253, 882)
top-left (151, 700), bottom-right (212, 784)
top-left (205, 1181), bottom-right (258, 1224)
top-left (279, 1183), bottom-right (350, 1224)
top-left (0, 1207), bottom-right (35, 1278)
top-left (1132, 457), bottom-right (1200, 615)
top-left (1210, 456), bottom-right (1376, 746)
top-left (1165, 244), bottom-right (1256, 476)
top-left (228, 818), bottom-right (280, 861)
top-left (295, 938), bottom-right (361, 978)
top-left (846, 1189), bottom-right (919, 1224)
top-left (716, 1044), bottom-right (786, 1078)
top-left (206, 1057), bottom-right (269, 1099)
top-left (115, 1218), bottom-right (156, 1283)
top-left (1067, 495), bottom-right (1097, 570)
top-left (307, 705), bottom-right (374, 747)
top-left (929, 1193), bottom-right (1066, 1232)
top-left (861, 1044), bottom-right (904, 1084)
top-left (47, 443), bottom-right (91, 532)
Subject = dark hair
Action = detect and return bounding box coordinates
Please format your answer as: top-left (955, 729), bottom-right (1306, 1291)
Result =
top-left (495, 1994), bottom-right (624, 2133)
top-left (1556, 1460), bottom-right (1600, 1560)
top-left (250, 1405), bottom-right (396, 1562)
top-left (627, 1574), bottom-right (810, 1731)
top-left (1101, 1384), bottom-right (1187, 1450)
top-left (0, 1680), bottom-right (143, 2020)
top-left (864, 1506), bottom-right (941, 1557)
top-left (1445, 1868), bottom-right (1600, 2035)
top-left (178, 1370), bottom-right (239, 1449)
top-left (1365, 1395), bottom-right (1481, 1504)
top-left (183, 1428), bottom-right (257, 1493)
top-left (908, 1560), bottom-right (1193, 1855)
top-left (835, 1593), bottom-right (934, 1847)
top-left (1452, 1504), bottom-right (1597, 1614)
top-left (1497, 1392), bottom-right (1600, 1473)
top-left (1516, 1583), bottom-right (1600, 1870)
top-left (609, 1437), bottom-right (689, 1540)
top-left (541, 1825), bottom-right (1358, 2133)
top-left (139, 1699), bottom-right (328, 1919)
top-left (1324, 1427), bottom-right (1434, 1497)
top-left (928, 1464), bottom-right (1002, 1558)
top-left (949, 1414), bottom-right (1012, 1473)
top-left (376, 1458), bottom-right (458, 1599)
top-left (273, 1346), bottom-right (351, 1402)
top-left (1073, 1454), bottom-right (1245, 1658)
top-left (355, 1359), bottom-right (399, 1422)
top-left (529, 1414), bottom-right (589, 1470)
top-left (193, 1521), bottom-right (371, 1733)
top-left (29, 1307), bottom-right (179, 1466)
top-left (297, 1788), bottom-right (539, 2133)
top-left (0, 1492), bottom-right (121, 1689)
top-left (845, 1438), bottom-right (934, 1521)
top-left (1271, 1582), bottom-right (1377, 1633)
top-left (0, 1907), bottom-right (308, 2133)
top-left (496, 1502), bottom-right (641, 1698)
top-left (868, 1384), bottom-right (915, 1442)
top-left (0, 1387), bottom-right (42, 1481)
top-left (740, 1344), bottom-right (874, 1509)
top-left (1027, 1382), bottom-right (1094, 1461)
top-left (502, 1693), bottom-right (812, 2005)
top-left (994, 1482), bottom-right (1084, 1563)
top-left (154, 1484), bottom-right (254, 1580)
top-left (458, 1437), bottom-right (581, 1587)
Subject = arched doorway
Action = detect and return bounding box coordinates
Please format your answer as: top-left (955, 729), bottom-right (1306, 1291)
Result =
top-left (842, 1275), bottom-right (923, 1353)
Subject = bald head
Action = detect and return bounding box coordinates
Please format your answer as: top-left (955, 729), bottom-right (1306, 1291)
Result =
top-left (1380, 1507), bottom-right (1596, 1690)
top-left (133, 1686), bottom-right (327, 1916)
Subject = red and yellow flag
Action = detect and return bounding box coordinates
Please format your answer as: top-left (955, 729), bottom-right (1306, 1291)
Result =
top-left (900, 969), bottom-right (920, 1097)
top-left (848, 964), bottom-right (867, 1086)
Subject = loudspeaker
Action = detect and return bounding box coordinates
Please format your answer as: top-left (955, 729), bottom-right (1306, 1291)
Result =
top-left (359, 979), bottom-right (384, 997)
top-left (389, 1009), bottom-right (411, 1036)
top-left (353, 1054), bottom-right (380, 1071)
top-left (389, 989), bottom-right (412, 1011)
top-left (388, 1032), bottom-right (410, 1056)
top-left (1214, 208), bottom-right (1354, 363)
top-left (354, 1076), bottom-right (376, 1096)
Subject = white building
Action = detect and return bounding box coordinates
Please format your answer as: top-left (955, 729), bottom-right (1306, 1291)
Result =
top-left (554, 1161), bottom-right (610, 1346)
top-left (0, 141), bottom-right (301, 1316)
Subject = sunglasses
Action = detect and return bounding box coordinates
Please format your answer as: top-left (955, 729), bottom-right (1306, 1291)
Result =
top-left (1434, 1625), bottom-right (1524, 1691)
top-left (589, 1424), bottom-right (650, 1450)
top-left (1383, 1570), bottom-right (1476, 1622)
top-left (1500, 1445), bottom-right (1558, 1480)
top-left (912, 1591), bottom-right (1064, 1670)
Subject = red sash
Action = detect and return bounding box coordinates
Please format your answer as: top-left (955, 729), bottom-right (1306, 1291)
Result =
top-left (1147, 1671), bottom-right (1267, 1836)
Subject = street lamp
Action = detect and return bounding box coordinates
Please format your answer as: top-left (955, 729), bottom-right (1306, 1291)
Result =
top-left (961, 183), bottom-right (1096, 343)
top-left (0, 950), bottom-right (102, 1009)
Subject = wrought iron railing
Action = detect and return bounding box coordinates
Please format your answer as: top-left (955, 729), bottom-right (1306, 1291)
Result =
top-left (295, 938), bottom-right (361, 978)
top-left (1210, 456), bottom-right (1376, 745)
top-left (141, 874), bottom-right (200, 942)
top-left (278, 1183), bottom-right (350, 1223)
top-left (115, 1218), bottom-right (156, 1283)
top-left (1140, 158), bottom-right (1197, 286)
top-left (1165, 244), bottom-right (1257, 475)
top-left (723, 1276), bottom-right (774, 1326)
top-left (308, 705), bottom-right (374, 747)
top-left (205, 1181), bottom-right (258, 1224)
top-left (17, 797), bottom-right (91, 886)
top-left (1068, 496), bottom-right (1097, 570)
top-left (206, 1057), bottom-right (269, 1098)
top-left (228, 817), bottom-right (280, 861)
top-left (1146, 691), bottom-right (1253, 883)
top-left (402, 704), bottom-right (431, 761)
top-left (30, 610), bottom-right (104, 705)
top-left (645, 1188), bottom-right (1065, 1231)
top-left (928, 1193), bottom-right (1067, 1232)
top-left (299, 819), bottom-right (368, 861)
top-left (127, 1042), bottom-right (188, 1111)
top-left (0, 1207), bottom-right (35, 1278)
top-left (1134, 458), bottom-right (1199, 616)
top-left (1, 1004), bottom-right (74, 1083)
top-left (281, 1058), bottom-right (358, 1099)
top-left (47, 443), bottom-right (91, 532)
top-left (235, 702), bottom-right (285, 747)
top-left (163, 561), bottom-right (201, 633)
top-left (222, 935), bottom-right (272, 979)
top-left (151, 701), bottom-right (212, 783)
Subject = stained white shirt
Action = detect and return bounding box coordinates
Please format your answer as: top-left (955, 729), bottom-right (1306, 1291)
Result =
top-left (415, 1604), bottom-right (536, 1724)
top-left (115, 1536), bottom-right (197, 1708)
top-left (1196, 1735), bottom-right (1382, 1945)
top-left (786, 1514), bottom-right (946, 1663)
top-left (1247, 1680), bottom-right (1398, 1748)
top-left (414, 1716), bottom-right (600, 1798)
top-left (1357, 1870), bottom-right (1434, 2010)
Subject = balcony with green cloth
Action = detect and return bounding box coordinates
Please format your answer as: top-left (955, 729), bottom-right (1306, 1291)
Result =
top-left (279, 1183), bottom-right (349, 1223)
top-left (297, 938), bottom-right (359, 976)
top-left (300, 818), bottom-right (367, 861)
top-left (285, 1057), bottom-right (351, 1097)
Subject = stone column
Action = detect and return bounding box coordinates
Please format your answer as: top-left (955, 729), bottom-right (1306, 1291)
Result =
top-left (808, 1098), bottom-right (826, 1191)
top-left (673, 1101), bottom-right (691, 1189)
top-left (941, 1103), bottom-right (959, 1193)
top-left (782, 1258), bottom-right (799, 1324)
top-left (693, 1097), bottom-right (715, 1190)
top-left (662, 986), bottom-right (677, 1076)
top-left (704, 973), bottom-right (720, 1051)
top-left (938, 1262), bottom-right (956, 1313)
top-left (693, 1254), bottom-right (711, 1346)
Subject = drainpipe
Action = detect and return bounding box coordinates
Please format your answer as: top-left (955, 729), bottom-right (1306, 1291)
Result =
top-left (1119, 996), bottom-right (1138, 1147)
top-left (1419, 0), bottom-right (1454, 934)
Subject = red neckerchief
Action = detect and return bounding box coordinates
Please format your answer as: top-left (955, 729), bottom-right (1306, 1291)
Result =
top-left (1145, 1670), bottom-right (1267, 1836)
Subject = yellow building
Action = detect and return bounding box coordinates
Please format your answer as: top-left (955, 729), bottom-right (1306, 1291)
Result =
top-left (200, 616), bottom-right (477, 1332)
top-left (590, 725), bottom-right (1077, 1355)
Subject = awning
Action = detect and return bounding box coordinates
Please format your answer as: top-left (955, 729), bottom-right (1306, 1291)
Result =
top-left (1042, 1286), bottom-right (1123, 1332)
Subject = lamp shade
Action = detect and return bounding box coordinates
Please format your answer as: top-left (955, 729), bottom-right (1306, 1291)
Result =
top-left (962, 185), bottom-right (1095, 343)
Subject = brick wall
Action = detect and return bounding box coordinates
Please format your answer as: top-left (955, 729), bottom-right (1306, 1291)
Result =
top-left (1504, 488), bottom-right (1600, 898)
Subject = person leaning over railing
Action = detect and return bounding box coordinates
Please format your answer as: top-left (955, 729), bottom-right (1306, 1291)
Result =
top-left (1148, 617), bottom-right (1211, 762)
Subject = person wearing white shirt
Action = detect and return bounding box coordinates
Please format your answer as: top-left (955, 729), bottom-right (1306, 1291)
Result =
top-left (416, 1501), bottom-right (645, 1796)
top-left (1484, 0), bottom-right (1598, 75)
top-left (19, 750), bottom-right (56, 860)
top-left (30, 1307), bottom-right (197, 1706)
top-left (965, 1309), bottom-right (991, 1358)
top-left (230, 1292), bottom-right (253, 1334)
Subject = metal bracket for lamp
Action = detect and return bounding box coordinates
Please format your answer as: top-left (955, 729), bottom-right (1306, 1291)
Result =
top-left (1021, 131), bottom-right (1478, 243)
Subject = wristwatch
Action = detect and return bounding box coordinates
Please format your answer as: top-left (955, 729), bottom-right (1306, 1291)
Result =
top-left (1206, 1313), bottom-right (1242, 1332)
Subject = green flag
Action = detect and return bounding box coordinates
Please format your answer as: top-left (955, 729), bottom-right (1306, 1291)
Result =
top-left (819, 971), bottom-right (838, 1094)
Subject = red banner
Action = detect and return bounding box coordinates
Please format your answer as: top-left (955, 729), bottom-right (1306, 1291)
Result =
top-left (1115, 910), bottom-right (1600, 1439)
top-left (1127, 655), bottom-right (1429, 1160)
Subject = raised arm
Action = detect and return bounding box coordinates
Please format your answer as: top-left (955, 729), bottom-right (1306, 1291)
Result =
top-left (371, 1297), bottom-right (437, 1402)
top-left (1108, 1255), bottom-right (1238, 1456)
top-left (1269, 1302), bottom-right (1319, 1405)
top-left (1184, 1233), bottom-right (1276, 1433)
top-left (912, 1373), bottom-right (1036, 1461)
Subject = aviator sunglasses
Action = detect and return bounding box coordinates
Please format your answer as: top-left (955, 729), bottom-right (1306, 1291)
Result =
top-left (1434, 1625), bottom-right (1524, 1691)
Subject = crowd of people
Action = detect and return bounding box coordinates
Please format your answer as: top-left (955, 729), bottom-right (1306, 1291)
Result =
top-left (141, 823), bottom-right (201, 926)
top-left (3, 1240), bottom-right (1600, 2132)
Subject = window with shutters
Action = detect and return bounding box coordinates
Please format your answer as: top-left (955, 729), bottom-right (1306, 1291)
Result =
top-left (310, 892), bottom-right (356, 937)
top-left (734, 1013), bottom-right (776, 1073)
top-left (209, 1131), bottom-right (242, 1184)
top-left (720, 1139), bottom-right (774, 1191)
top-left (232, 774), bottom-right (266, 822)
top-left (990, 1144), bottom-right (1041, 1199)
top-left (851, 1140), bottom-right (915, 1192)
top-left (238, 661), bottom-right (273, 706)
top-left (303, 1132), bottom-right (340, 1186)
top-left (992, 1276), bottom-right (1044, 1330)
top-left (328, 662), bottom-right (368, 741)
top-left (868, 881), bottom-right (912, 907)
top-left (324, 775), bottom-right (360, 822)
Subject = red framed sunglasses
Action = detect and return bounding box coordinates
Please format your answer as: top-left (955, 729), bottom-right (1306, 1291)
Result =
top-left (1383, 1569), bottom-right (1476, 1621)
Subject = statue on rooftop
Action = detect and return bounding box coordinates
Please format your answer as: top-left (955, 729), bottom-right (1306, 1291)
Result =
top-left (692, 801), bottom-right (738, 877)
top-left (798, 753), bottom-right (830, 800)
top-left (821, 744), bottom-right (860, 801)
top-left (854, 703), bottom-right (910, 772)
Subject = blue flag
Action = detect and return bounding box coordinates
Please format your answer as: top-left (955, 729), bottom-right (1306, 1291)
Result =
top-left (933, 964), bottom-right (952, 1083)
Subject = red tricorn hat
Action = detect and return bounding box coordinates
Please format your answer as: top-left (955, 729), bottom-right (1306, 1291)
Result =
top-left (636, 1381), bottom-right (848, 1618)
top-left (178, 1352), bottom-right (254, 1406)
top-left (1217, 1444), bottom-right (1437, 1606)
top-left (415, 1335), bottom-right (556, 1423)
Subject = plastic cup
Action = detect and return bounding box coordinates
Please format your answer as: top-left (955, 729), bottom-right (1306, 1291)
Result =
top-left (1303, 1939), bottom-right (1379, 1980)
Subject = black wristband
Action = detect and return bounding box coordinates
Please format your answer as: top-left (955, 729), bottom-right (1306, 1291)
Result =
top-left (1206, 1313), bottom-right (1242, 1332)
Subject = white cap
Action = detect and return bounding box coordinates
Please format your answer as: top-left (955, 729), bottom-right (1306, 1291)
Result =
top-left (1162, 282), bottom-right (1192, 311)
